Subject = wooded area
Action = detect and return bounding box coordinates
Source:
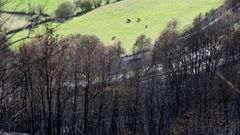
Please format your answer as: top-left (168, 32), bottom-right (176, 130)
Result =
top-left (0, 0), bottom-right (240, 135)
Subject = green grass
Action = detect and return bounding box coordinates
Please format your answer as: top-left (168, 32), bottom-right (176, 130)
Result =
top-left (8, 0), bottom-right (223, 52)
top-left (3, 0), bottom-right (69, 13)
top-left (56, 0), bottom-right (223, 52)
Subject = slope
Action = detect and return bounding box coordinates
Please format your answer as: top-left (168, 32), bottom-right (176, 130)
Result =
top-left (56, 0), bottom-right (223, 51)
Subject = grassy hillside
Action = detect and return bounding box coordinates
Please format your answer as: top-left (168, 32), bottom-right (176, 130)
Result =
top-left (56, 0), bottom-right (223, 52)
top-left (3, 0), bottom-right (68, 13)
top-left (9, 0), bottom-right (223, 52)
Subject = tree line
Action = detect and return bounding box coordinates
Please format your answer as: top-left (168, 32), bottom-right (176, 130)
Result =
top-left (55, 0), bottom-right (124, 19)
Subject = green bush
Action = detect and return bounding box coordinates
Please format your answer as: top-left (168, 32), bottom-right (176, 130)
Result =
top-left (75, 0), bottom-right (93, 11)
top-left (55, 2), bottom-right (75, 19)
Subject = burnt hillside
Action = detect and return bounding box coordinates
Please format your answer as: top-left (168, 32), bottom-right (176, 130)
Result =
top-left (0, 1), bottom-right (240, 135)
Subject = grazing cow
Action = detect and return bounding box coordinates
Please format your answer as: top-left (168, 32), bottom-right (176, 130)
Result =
top-left (145, 25), bottom-right (148, 29)
top-left (137, 17), bottom-right (141, 22)
top-left (126, 18), bottom-right (131, 23)
top-left (112, 36), bottom-right (116, 40)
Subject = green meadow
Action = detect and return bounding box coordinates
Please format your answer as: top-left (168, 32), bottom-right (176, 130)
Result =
top-left (7, 0), bottom-right (223, 52)
top-left (3, 0), bottom-right (67, 13)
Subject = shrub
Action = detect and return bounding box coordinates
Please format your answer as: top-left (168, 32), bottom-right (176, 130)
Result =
top-left (55, 2), bottom-right (75, 19)
top-left (92, 0), bottom-right (102, 8)
top-left (34, 4), bottom-right (45, 15)
top-left (75, 0), bottom-right (93, 11)
top-left (104, 0), bottom-right (111, 5)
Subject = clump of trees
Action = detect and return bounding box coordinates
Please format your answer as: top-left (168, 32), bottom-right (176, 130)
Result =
top-left (75, 0), bottom-right (93, 11)
top-left (54, 0), bottom-right (126, 21)
top-left (224, 0), bottom-right (240, 9)
top-left (133, 34), bottom-right (151, 54)
top-left (152, 19), bottom-right (180, 67)
top-left (74, 0), bottom-right (124, 12)
top-left (92, 0), bottom-right (102, 8)
top-left (55, 2), bottom-right (75, 19)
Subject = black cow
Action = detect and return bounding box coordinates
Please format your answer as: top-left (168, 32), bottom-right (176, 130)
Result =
top-left (126, 18), bottom-right (131, 23)
top-left (137, 18), bottom-right (141, 22)
top-left (112, 36), bottom-right (116, 40)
